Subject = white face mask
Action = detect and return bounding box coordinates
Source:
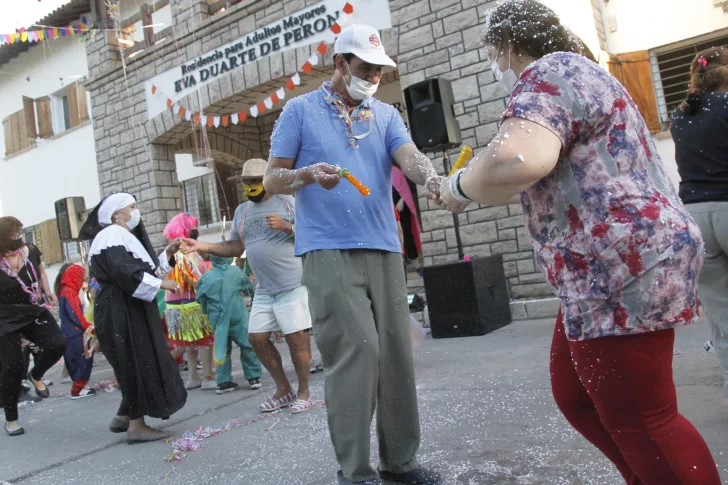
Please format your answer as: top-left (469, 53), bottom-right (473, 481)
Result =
top-left (344, 62), bottom-right (379, 101)
top-left (125, 209), bottom-right (141, 230)
top-left (491, 49), bottom-right (519, 93)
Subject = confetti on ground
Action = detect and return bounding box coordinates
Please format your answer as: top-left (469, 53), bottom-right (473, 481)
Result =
top-left (92, 380), bottom-right (119, 393)
top-left (674, 350), bottom-right (682, 356)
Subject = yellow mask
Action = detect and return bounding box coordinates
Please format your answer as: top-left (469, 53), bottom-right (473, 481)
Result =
top-left (244, 183), bottom-right (264, 197)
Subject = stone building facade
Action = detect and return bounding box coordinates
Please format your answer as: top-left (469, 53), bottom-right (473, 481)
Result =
top-left (85, 0), bottom-right (562, 319)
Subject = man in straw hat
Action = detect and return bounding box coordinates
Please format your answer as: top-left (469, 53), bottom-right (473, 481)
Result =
top-left (183, 158), bottom-right (316, 415)
top-left (262, 24), bottom-right (457, 485)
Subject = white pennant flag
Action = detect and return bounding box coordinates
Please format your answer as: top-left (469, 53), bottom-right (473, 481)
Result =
top-left (264, 97), bottom-right (273, 110)
top-left (213, 116), bottom-right (220, 128)
top-left (308, 53), bottom-right (319, 66)
top-left (325, 30), bottom-right (336, 44)
top-left (276, 87), bottom-right (285, 101)
top-left (250, 105), bottom-right (258, 118)
top-left (291, 73), bottom-right (301, 86)
top-left (231, 113), bottom-right (239, 125)
top-left (184, 110), bottom-right (192, 121)
top-left (172, 103), bottom-right (180, 115)
top-left (338, 13), bottom-right (350, 27)
top-left (200, 115), bottom-right (208, 126)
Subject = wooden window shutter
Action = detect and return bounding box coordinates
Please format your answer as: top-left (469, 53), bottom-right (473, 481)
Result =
top-left (609, 51), bottom-right (662, 134)
top-left (3, 117), bottom-right (13, 156)
top-left (67, 82), bottom-right (89, 127)
top-left (39, 219), bottom-right (63, 264)
top-left (3, 109), bottom-right (34, 156)
top-left (36, 96), bottom-right (53, 138)
top-left (22, 96), bottom-right (37, 140)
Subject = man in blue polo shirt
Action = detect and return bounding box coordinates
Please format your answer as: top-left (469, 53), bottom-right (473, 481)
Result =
top-left (264, 24), bottom-right (450, 485)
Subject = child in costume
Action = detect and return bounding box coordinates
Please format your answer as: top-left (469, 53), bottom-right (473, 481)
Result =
top-left (196, 254), bottom-right (263, 393)
top-left (163, 213), bottom-right (215, 390)
top-left (56, 264), bottom-right (96, 399)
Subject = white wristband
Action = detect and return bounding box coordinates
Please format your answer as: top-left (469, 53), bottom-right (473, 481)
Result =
top-left (449, 169), bottom-right (472, 204)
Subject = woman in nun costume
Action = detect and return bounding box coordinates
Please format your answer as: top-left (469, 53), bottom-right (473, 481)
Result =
top-left (79, 193), bottom-right (187, 443)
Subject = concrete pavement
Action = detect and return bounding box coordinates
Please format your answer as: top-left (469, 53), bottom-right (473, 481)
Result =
top-left (2, 318), bottom-right (726, 485)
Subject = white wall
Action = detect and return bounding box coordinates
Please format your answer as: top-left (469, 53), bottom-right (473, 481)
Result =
top-left (0, 36), bottom-right (99, 226)
top-left (602, 0), bottom-right (728, 53)
top-left (176, 153), bottom-right (214, 182)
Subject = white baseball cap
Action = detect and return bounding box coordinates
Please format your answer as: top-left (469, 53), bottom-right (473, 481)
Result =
top-left (334, 24), bottom-right (396, 68)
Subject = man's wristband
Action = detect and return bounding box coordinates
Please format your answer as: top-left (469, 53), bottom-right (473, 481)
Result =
top-left (449, 169), bottom-right (472, 204)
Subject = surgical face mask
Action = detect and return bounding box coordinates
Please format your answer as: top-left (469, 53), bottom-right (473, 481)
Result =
top-left (190, 229), bottom-right (199, 240)
top-left (491, 49), bottom-right (519, 93)
top-left (124, 209), bottom-right (141, 230)
top-left (247, 190), bottom-right (267, 203)
top-left (345, 62), bottom-right (379, 101)
top-left (7, 238), bottom-right (23, 251)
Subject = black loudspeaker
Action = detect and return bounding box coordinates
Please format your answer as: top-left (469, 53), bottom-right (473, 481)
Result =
top-left (423, 256), bottom-right (512, 339)
top-left (403, 78), bottom-right (462, 153)
top-left (55, 197), bottom-right (87, 242)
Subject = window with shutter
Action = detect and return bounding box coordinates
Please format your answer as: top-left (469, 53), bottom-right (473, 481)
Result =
top-left (66, 81), bottom-right (89, 128)
top-left (36, 96), bottom-right (53, 138)
top-left (2, 107), bottom-right (36, 157)
top-left (608, 51), bottom-right (662, 134)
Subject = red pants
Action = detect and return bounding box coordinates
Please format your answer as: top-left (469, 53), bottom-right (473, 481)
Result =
top-left (71, 379), bottom-right (88, 396)
top-left (550, 312), bottom-right (721, 485)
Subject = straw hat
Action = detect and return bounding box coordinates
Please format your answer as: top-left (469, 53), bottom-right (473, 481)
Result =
top-left (228, 158), bottom-right (267, 182)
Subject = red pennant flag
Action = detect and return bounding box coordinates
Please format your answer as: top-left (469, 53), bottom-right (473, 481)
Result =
top-left (302, 62), bottom-right (312, 74)
top-left (271, 93), bottom-right (280, 104)
top-left (222, 115), bottom-right (229, 127)
top-left (257, 102), bottom-right (266, 114)
top-left (317, 42), bottom-right (327, 55)
top-left (194, 113), bottom-right (201, 124)
top-left (207, 116), bottom-right (214, 128)
top-left (238, 111), bottom-right (247, 124)
top-left (178, 107), bottom-right (186, 119)
top-left (343, 3), bottom-right (354, 14)
top-left (331, 23), bottom-right (341, 34)
top-left (151, 85), bottom-right (157, 94)
top-left (166, 99), bottom-right (173, 108)
top-left (286, 78), bottom-right (296, 91)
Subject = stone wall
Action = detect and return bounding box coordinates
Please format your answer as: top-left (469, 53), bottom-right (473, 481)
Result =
top-left (389, 0), bottom-right (552, 300)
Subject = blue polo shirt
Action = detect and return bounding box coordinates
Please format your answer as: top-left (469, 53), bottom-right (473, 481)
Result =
top-left (270, 82), bottom-right (412, 256)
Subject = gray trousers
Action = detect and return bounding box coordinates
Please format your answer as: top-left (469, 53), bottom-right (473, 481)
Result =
top-left (302, 249), bottom-right (420, 481)
top-left (687, 202), bottom-right (728, 405)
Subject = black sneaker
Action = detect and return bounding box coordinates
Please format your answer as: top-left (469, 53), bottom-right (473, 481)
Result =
top-left (379, 466), bottom-right (442, 485)
top-left (248, 378), bottom-right (262, 390)
top-left (216, 381), bottom-right (240, 394)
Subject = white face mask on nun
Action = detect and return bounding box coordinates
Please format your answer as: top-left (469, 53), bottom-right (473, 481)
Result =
top-left (491, 44), bottom-right (519, 93)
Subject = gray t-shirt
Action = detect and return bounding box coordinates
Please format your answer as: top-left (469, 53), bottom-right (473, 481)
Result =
top-left (230, 195), bottom-right (301, 296)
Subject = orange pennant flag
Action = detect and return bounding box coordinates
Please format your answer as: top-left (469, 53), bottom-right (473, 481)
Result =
top-left (343, 2), bottom-right (354, 14)
top-left (166, 99), bottom-right (173, 108)
top-left (331, 23), bottom-right (341, 34)
top-left (302, 61), bottom-right (312, 74)
top-left (222, 115), bottom-right (229, 127)
top-left (194, 113), bottom-right (201, 124)
top-left (207, 116), bottom-right (214, 128)
top-left (238, 111), bottom-right (247, 123)
top-left (179, 106), bottom-right (186, 119)
top-left (317, 42), bottom-right (327, 55)
top-left (257, 102), bottom-right (266, 115)
top-left (286, 78), bottom-right (296, 91)
top-left (151, 85), bottom-right (157, 94)
top-left (271, 93), bottom-right (279, 104)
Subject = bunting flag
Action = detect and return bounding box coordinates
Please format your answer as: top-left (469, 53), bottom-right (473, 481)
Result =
top-left (0, 21), bottom-right (88, 45)
top-left (149, 2), bottom-right (356, 128)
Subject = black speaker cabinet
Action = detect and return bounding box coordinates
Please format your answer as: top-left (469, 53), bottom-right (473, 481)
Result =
top-left (423, 256), bottom-right (512, 338)
top-left (55, 197), bottom-right (87, 242)
top-left (403, 78), bottom-right (462, 153)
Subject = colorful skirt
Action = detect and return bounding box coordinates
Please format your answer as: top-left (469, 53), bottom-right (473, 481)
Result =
top-left (165, 301), bottom-right (214, 348)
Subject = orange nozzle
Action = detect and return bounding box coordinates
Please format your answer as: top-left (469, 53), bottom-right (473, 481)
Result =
top-left (340, 169), bottom-right (371, 196)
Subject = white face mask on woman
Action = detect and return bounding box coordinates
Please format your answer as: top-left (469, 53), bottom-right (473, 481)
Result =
top-left (491, 47), bottom-right (519, 93)
top-left (124, 209), bottom-right (141, 230)
top-left (345, 62), bottom-right (379, 101)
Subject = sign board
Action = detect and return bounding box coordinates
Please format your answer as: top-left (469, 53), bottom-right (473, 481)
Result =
top-left (146, 0), bottom-right (393, 120)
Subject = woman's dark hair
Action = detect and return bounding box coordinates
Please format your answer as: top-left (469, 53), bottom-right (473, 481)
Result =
top-left (681, 46), bottom-right (728, 115)
top-left (54, 263), bottom-right (73, 297)
top-left (482, 0), bottom-right (595, 62)
top-left (0, 216), bottom-right (23, 255)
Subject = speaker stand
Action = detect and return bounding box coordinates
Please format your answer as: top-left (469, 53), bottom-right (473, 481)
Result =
top-left (442, 151), bottom-right (464, 260)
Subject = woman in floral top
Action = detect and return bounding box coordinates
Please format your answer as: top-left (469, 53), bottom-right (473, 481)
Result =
top-left (439, 1), bottom-right (720, 483)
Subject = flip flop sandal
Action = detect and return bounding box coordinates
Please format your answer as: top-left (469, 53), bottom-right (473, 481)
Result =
top-left (258, 390), bottom-right (296, 412)
top-left (289, 396), bottom-right (316, 415)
